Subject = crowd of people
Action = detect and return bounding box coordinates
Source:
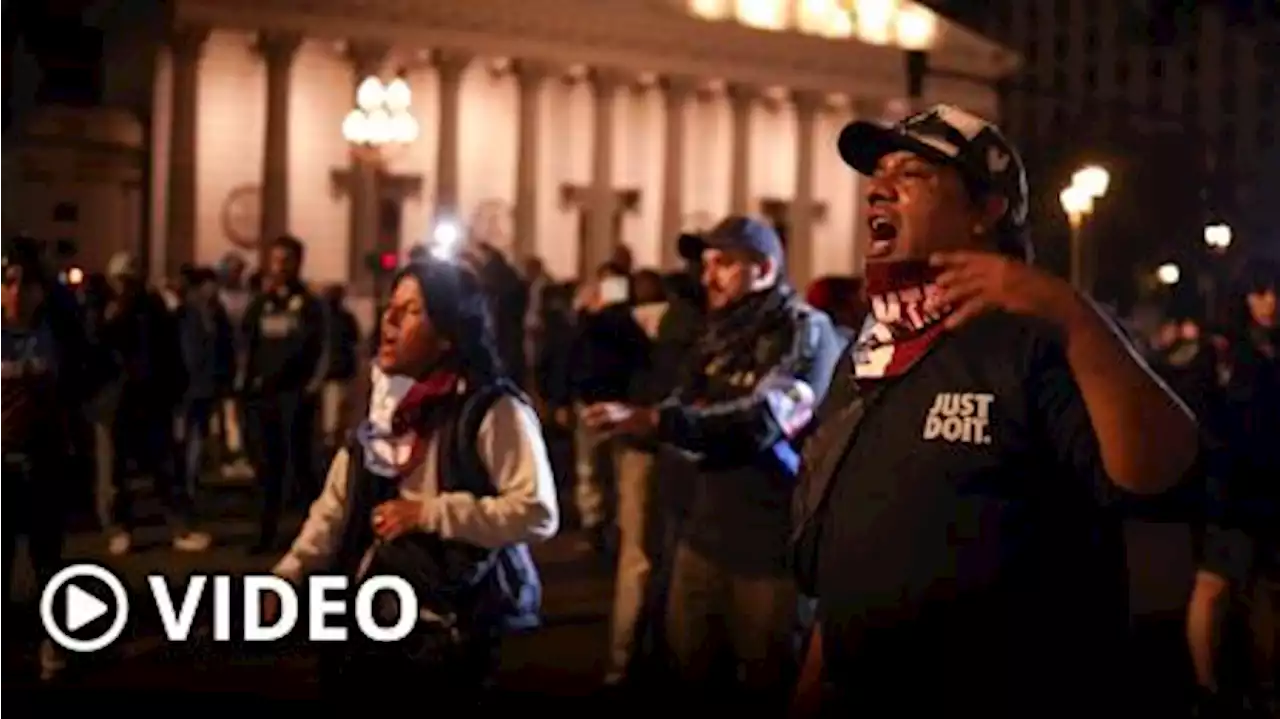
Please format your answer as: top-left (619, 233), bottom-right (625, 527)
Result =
top-left (3, 103), bottom-right (1278, 716)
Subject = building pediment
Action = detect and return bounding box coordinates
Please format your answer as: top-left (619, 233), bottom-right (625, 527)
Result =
top-left (178, 0), bottom-right (1016, 98)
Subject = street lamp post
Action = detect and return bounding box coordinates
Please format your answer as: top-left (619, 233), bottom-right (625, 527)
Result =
top-left (1201, 222), bottom-right (1232, 322)
top-left (1059, 165), bottom-right (1110, 294)
top-left (896, 4), bottom-right (937, 112)
top-left (341, 75), bottom-right (418, 297)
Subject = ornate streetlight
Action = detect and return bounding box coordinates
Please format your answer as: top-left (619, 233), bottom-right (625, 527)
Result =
top-left (1059, 164), bottom-right (1110, 293)
top-left (341, 75), bottom-right (419, 161)
top-left (1201, 222), bottom-right (1232, 321)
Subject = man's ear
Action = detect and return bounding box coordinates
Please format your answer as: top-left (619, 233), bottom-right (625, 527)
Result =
top-left (753, 257), bottom-right (779, 288)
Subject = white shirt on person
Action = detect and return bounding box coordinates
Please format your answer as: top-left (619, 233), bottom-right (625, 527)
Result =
top-left (273, 394), bottom-right (560, 582)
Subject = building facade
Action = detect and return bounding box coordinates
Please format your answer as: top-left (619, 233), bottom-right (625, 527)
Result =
top-left (941, 0), bottom-right (1278, 253)
top-left (144, 0), bottom-right (1014, 292)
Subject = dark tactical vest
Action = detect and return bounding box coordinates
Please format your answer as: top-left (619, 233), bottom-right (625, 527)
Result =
top-left (332, 379), bottom-right (543, 644)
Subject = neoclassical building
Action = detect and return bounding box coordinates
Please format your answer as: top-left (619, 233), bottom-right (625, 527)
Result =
top-left (99, 0), bottom-right (1019, 292)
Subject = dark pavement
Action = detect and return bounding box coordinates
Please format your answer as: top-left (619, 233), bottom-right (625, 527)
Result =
top-left (4, 475), bottom-right (619, 710)
top-left (4, 470), bottom-right (1208, 714)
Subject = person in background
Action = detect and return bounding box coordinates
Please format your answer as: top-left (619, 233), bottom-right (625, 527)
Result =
top-left (1189, 260), bottom-right (1280, 713)
top-left (461, 242), bottom-right (527, 389)
top-left (269, 257), bottom-right (558, 700)
top-left (556, 263), bottom-right (651, 556)
top-left (584, 217), bottom-right (842, 708)
top-left (320, 284), bottom-right (360, 456)
top-left (176, 267), bottom-right (234, 522)
top-left (611, 244), bottom-right (635, 277)
top-left (805, 276), bottom-right (865, 342)
top-left (1148, 315), bottom-right (1221, 426)
top-left (241, 235), bottom-right (327, 553)
top-left (2, 236), bottom-right (94, 681)
top-left (597, 267), bottom-right (668, 688)
top-left (214, 253), bottom-right (255, 479)
top-left (99, 251), bottom-right (207, 555)
top-left (159, 274), bottom-right (184, 313)
top-left (521, 256), bottom-right (550, 394)
top-left (627, 237), bottom-right (709, 688)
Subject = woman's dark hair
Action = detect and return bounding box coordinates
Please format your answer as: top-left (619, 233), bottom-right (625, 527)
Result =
top-left (393, 257), bottom-right (505, 385)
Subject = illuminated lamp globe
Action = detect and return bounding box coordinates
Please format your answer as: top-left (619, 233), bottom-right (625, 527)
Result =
top-left (1156, 263), bottom-right (1181, 286)
top-left (356, 76), bottom-right (385, 112)
top-left (895, 4), bottom-right (938, 50)
top-left (342, 109), bottom-right (370, 144)
top-left (853, 0), bottom-right (899, 45)
top-left (1071, 165), bottom-right (1110, 199)
top-left (1204, 223), bottom-right (1232, 251)
top-left (388, 113), bottom-right (420, 144)
top-left (365, 108), bottom-right (393, 144)
top-left (1059, 185), bottom-right (1093, 215)
top-left (384, 77), bottom-right (412, 111)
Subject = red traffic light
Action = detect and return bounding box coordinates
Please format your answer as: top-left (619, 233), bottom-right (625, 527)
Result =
top-left (379, 251), bottom-right (398, 271)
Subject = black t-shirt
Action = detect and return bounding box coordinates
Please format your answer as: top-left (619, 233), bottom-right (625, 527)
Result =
top-left (802, 312), bottom-right (1132, 717)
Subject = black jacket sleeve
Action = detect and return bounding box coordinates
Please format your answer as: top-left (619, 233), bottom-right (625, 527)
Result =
top-left (656, 306), bottom-right (842, 456)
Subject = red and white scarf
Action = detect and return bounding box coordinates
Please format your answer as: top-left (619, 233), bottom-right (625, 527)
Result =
top-left (851, 259), bottom-right (952, 380)
top-left (358, 365), bottom-right (463, 477)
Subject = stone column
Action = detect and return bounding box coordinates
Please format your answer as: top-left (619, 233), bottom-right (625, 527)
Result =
top-left (433, 50), bottom-right (471, 223)
top-left (659, 75), bottom-right (696, 267)
top-left (346, 41), bottom-right (387, 291)
top-left (727, 83), bottom-right (755, 215)
top-left (164, 25), bottom-right (209, 276)
top-left (587, 67), bottom-right (625, 273)
top-left (512, 59), bottom-right (552, 261)
top-left (791, 90), bottom-right (822, 286)
top-left (256, 32), bottom-right (301, 266)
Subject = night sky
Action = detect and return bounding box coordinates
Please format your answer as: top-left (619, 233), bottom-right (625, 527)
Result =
top-left (5, 0), bottom-right (107, 125)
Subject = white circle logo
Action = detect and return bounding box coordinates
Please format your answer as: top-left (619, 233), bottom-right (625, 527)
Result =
top-left (39, 564), bottom-right (130, 653)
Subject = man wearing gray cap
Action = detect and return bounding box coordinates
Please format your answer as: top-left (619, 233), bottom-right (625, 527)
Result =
top-left (790, 105), bottom-right (1200, 716)
top-left (583, 215), bottom-right (843, 704)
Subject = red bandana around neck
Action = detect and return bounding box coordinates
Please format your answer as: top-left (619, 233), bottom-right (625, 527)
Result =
top-left (389, 370), bottom-right (463, 437)
top-left (851, 259), bottom-right (952, 380)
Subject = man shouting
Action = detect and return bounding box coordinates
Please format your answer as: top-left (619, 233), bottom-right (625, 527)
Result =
top-left (791, 105), bottom-right (1199, 718)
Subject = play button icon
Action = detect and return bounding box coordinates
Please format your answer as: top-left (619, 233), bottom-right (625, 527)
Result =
top-left (40, 564), bottom-right (130, 653)
top-left (65, 584), bottom-right (110, 632)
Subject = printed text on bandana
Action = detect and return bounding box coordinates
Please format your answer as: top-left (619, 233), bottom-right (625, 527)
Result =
top-left (922, 392), bottom-right (994, 445)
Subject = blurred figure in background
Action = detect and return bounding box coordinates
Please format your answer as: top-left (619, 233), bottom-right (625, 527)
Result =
top-left (600, 267), bottom-right (666, 687)
top-left (521, 256), bottom-right (550, 394)
top-left (555, 263), bottom-right (651, 554)
top-left (176, 267), bottom-right (234, 517)
top-left (320, 284), bottom-right (360, 455)
top-left (99, 252), bottom-right (206, 555)
top-left (216, 252), bottom-right (254, 479)
top-left (462, 242), bottom-right (528, 389)
top-left (1148, 315), bottom-right (1221, 425)
top-left (1198, 260), bottom-right (1280, 710)
top-left (805, 275), bottom-right (865, 342)
top-left (2, 236), bottom-right (94, 680)
top-left (241, 235), bottom-right (326, 553)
